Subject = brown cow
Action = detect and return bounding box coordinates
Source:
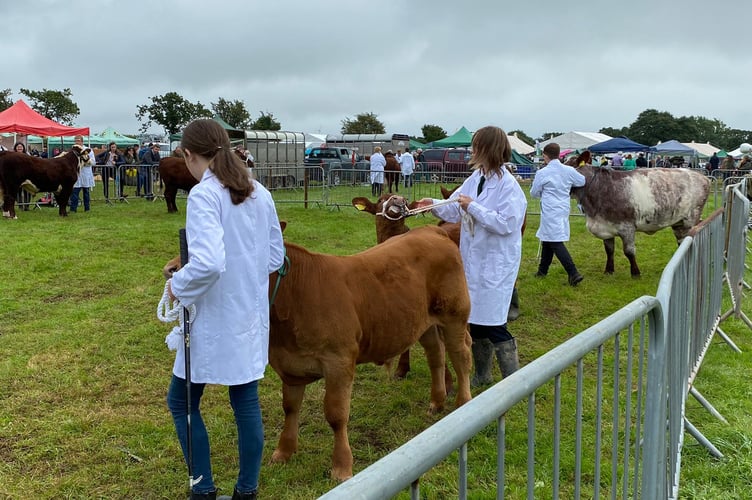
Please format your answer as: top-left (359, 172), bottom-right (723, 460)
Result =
top-left (0, 145), bottom-right (92, 219)
top-left (352, 194), bottom-right (460, 384)
top-left (164, 225), bottom-right (472, 481)
top-left (158, 149), bottom-right (256, 213)
top-left (157, 157), bottom-right (197, 213)
top-left (384, 151), bottom-right (400, 193)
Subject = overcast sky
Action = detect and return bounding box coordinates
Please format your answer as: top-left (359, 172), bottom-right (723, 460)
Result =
top-left (4, 0), bottom-right (750, 142)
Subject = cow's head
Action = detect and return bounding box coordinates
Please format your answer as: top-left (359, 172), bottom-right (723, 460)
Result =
top-left (71, 144), bottom-right (93, 169)
top-left (352, 194), bottom-right (417, 220)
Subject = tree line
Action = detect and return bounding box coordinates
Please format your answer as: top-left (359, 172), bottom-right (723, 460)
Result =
top-left (1, 88), bottom-right (749, 151)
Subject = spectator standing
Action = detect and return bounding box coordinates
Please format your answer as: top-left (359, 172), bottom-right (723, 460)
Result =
top-left (138, 142), bottom-right (150, 161)
top-left (612, 151), bottom-right (624, 167)
top-left (635, 152), bottom-right (648, 168)
top-left (369, 146), bottom-right (386, 197)
top-left (399, 146), bottom-right (415, 188)
top-left (166, 118), bottom-right (284, 500)
top-left (69, 135), bottom-right (96, 212)
top-left (622, 154), bottom-right (636, 171)
top-left (720, 154), bottom-right (736, 171)
top-left (707, 152), bottom-right (720, 173)
top-left (415, 126), bottom-right (527, 385)
top-left (530, 142), bottom-right (586, 287)
top-left (96, 142), bottom-right (124, 200)
top-left (122, 146), bottom-right (139, 195)
top-left (13, 142), bottom-right (32, 211)
top-left (139, 143), bottom-right (161, 198)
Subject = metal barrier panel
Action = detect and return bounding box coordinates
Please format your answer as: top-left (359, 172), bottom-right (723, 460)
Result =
top-left (323, 187), bottom-right (735, 500)
top-left (321, 297), bottom-right (666, 500)
top-left (253, 163), bottom-right (326, 206)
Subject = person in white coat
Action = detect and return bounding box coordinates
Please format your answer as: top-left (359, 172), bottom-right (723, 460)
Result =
top-left (530, 142), bottom-right (586, 286)
top-left (166, 119), bottom-right (284, 500)
top-left (415, 126), bottom-right (527, 385)
top-left (399, 146), bottom-right (415, 188)
top-left (69, 135), bottom-right (96, 212)
top-left (369, 146), bottom-right (386, 196)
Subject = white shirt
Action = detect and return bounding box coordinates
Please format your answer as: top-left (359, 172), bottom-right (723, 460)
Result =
top-left (370, 152), bottom-right (386, 184)
top-left (530, 159), bottom-right (586, 242)
top-left (399, 151), bottom-right (415, 176)
top-left (73, 148), bottom-right (96, 188)
top-left (431, 169), bottom-right (527, 326)
top-left (170, 170), bottom-right (285, 385)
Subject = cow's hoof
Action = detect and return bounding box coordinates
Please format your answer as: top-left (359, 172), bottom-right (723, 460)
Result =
top-left (270, 448), bottom-right (292, 464)
top-left (330, 466), bottom-right (353, 482)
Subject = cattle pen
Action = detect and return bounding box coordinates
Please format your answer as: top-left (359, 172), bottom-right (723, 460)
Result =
top-left (0, 172), bottom-right (748, 499)
top-left (321, 179), bottom-right (749, 499)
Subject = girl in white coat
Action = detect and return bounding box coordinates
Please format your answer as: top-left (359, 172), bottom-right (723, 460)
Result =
top-left (530, 142), bottom-right (586, 286)
top-left (416, 126), bottom-right (527, 385)
top-left (167, 119), bottom-right (284, 500)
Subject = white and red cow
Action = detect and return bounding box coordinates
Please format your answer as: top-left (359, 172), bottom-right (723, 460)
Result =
top-left (571, 165), bottom-right (710, 276)
top-left (0, 145), bottom-right (93, 218)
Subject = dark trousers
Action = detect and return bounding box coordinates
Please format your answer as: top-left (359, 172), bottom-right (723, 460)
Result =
top-left (469, 323), bottom-right (513, 343)
top-left (538, 241), bottom-right (578, 277)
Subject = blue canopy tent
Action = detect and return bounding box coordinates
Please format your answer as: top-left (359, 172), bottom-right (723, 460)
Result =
top-left (653, 140), bottom-right (696, 156)
top-left (589, 136), bottom-right (654, 154)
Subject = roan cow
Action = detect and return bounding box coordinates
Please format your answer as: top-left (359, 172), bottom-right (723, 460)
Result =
top-left (0, 145), bottom-right (93, 219)
top-left (571, 165), bottom-right (710, 276)
top-left (164, 225), bottom-right (472, 480)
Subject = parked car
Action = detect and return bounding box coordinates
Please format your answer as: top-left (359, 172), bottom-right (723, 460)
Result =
top-left (419, 148), bottom-right (472, 182)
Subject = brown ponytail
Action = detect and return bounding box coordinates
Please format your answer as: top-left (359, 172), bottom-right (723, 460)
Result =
top-left (181, 119), bottom-right (254, 204)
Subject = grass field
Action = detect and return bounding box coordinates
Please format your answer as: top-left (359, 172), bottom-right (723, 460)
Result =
top-left (0, 184), bottom-right (750, 499)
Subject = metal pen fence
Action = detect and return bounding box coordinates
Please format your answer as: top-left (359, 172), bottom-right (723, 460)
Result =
top-left (320, 180), bottom-right (749, 499)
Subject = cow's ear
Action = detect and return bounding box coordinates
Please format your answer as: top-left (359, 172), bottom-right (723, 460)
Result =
top-left (352, 197), bottom-right (377, 214)
top-left (279, 220), bottom-right (287, 233)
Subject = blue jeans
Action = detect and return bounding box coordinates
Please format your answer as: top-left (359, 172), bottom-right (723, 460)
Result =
top-left (69, 187), bottom-right (90, 212)
top-left (167, 375), bottom-right (263, 495)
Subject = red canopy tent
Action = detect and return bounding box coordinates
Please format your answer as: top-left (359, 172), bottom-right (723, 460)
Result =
top-left (0, 99), bottom-right (89, 136)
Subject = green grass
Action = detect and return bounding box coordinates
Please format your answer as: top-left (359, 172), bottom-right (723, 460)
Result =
top-left (0, 185), bottom-right (750, 499)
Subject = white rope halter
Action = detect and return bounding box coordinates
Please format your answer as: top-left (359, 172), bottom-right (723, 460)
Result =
top-left (157, 279), bottom-right (196, 351)
top-left (376, 195), bottom-right (459, 221)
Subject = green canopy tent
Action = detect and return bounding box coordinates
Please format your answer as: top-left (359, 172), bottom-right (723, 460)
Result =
top-left (98, 126), bottom-right (139, 147)
top-left (40, 134), bottom-right (108, 149)
top-left (410, 138), bottom-right (427, 150)
top-left (430, 126), bottom-right (473, 147)
top-left (511, 149), bottom-right (533, 165)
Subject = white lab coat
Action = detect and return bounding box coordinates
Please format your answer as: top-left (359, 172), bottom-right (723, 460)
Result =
top-left (399, 152), bottom-right (415, 176)
top-left (73, 149), bottom-right (96, 188)
top-left (431, 169), bottom-right (527, 326)
top-left (370, 152), bottom-right (385, 184)
top-left (530, 159), bottom-right (585, 242)
top-left (170, 170), bottom-right (285, 385)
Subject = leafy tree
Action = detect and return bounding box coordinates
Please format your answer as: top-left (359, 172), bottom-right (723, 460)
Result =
top-left (341, 112), bottom-right (385, 134)
top-left (250, 111), bottom-right (281, 131)
top-left (599, 126), bottom-right (629, 138)
top-left (722, 129), bottom-right (752, 151)
top-left (20, 87), bottom-right (80, 125)
top-left (135, 92), bottom-right (211, 136)
top-left (508, 129), bottom-right (535, 147)
top-left (211, 98), bottom-right (251, 129)
top-left (0, 89), bottom-right (13, 112)
top-left (626, 109), bottom-right (684, 145)
top-left (540, 132), bottom-right (564, 141)
top-left (421, 124), bottom-right (447, 143)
